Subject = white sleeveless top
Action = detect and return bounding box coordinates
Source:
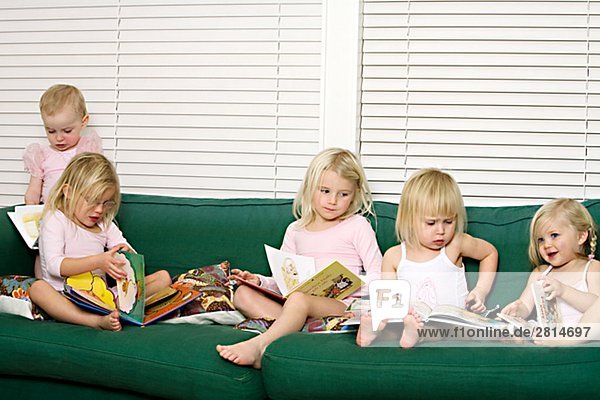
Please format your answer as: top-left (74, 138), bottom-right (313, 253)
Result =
top-left (542, 260), bottom-right (591, 326)
top-left (396, 242), bottom-right (468, 308)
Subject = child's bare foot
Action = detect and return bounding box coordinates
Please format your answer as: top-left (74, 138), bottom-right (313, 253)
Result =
top-left (216, 337), bottom-right (266, 369)
top-left (356, 312), bottom-right (386, 347)
top-left (97, 310), bottom-right (121, 331)
top-left (400, 308), bottom-right (423, 348)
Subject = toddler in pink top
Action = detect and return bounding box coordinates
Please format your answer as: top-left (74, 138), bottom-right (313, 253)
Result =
top-left (217, 148), bottom-right (383, 369)
top-left (23, 84), bottom-right (103, 205)
top-left (28, 153), bottom-right (171, 331)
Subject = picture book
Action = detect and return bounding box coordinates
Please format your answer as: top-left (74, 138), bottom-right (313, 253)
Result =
top-left (530, 279), bottom-right (562, 327)
top-left (7, 205), bottom-right (44, 249)
top-left (412, 301), bottom-right (507, 329)
top-left (63, 251), bottom-right (200, 326)
top-left (235, 245), bottom-right (363, 302)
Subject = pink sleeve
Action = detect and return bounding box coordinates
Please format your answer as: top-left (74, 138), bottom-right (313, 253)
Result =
top-left (104, 221), bottom-right (129, 249)
top-left (353, 216), bottom-right (383, 283)
top-left (40, 212), bottom-right (67, 285)
top-left (280, 222), bottom-right (297, 254)
top-left (23, 143), bottom-right (44, 178)
top-left (77, 131), bottom-right (103, 154)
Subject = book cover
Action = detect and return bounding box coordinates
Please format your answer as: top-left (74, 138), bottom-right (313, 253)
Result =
top-left (531, 280), bottom-right (562, 327)
top-left (236, 245), bottom-right (363, 301)
top-left (7, 205), bottom-right (44, 249)
top-left (63, 251), bottom-right (200, 326)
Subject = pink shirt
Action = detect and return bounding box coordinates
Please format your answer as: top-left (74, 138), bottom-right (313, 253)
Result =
top-left (259, 214), bottom-right (383, 299)
top-left (23, 131), bottom-right (103, 203)
top-left (39, 210), bottom-right (129, 291)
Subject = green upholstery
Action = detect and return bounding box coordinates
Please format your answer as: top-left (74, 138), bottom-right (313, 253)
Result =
top-left (1, 194), bottom-right (599, 399)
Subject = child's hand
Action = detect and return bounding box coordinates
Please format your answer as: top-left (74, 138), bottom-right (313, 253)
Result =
top-left (465, 287), bottom-right (486, 313)
top-left (95, 247), bottom-right (128, 281)
top-left (539, 275), bottom-right (564, 301)
top-left (112, 243), bottom-right (133, 253)
top-left (229, 269), bottom-right (260, 286)
top-left (501, 299), bottom-right (527, 318)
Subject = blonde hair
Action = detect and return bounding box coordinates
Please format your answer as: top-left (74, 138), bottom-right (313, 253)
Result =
top-left (528, 198), bottom-right (597, 267)
top-left (39, 84), bottom-right (88, 118)
top-left (44, 152), bottom-right (120, 227)
top-left (293, 148), bottom-right (374, 227)
top-left (396, 168), bottom-right (466, 247)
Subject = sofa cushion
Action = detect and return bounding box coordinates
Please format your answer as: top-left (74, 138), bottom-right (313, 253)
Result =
top-left (0, 314), bottom-right (265, 399)
top-left (262, 332), bottom-right (600, 400)
top-left (171, 261), bottom-right (236, 316)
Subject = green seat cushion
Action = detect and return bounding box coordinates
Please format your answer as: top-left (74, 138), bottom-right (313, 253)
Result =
top-left (262, 332), bottom-right (600, 400)
top-left (0, 314), bottom-right (265, 400)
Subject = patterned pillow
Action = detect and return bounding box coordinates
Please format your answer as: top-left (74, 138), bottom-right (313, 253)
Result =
top-left (170, 261), bottom-right (236, 317)
top-left (0, 275), bottom-right (46, 320)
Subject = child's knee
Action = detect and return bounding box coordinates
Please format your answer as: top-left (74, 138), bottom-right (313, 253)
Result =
top-left (28, 279), bottom-right (50, 301)
top-left (233, 285), bottom-right (259, 309)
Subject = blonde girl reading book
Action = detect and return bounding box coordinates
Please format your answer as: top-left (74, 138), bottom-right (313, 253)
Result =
top-left (357, 168), bottom-right (498, 348)
top-left (28, 152), bottom-right (171, 331)
top-left (217, 148), bottom-right (383, 368)
top-left (501, 198), bottom-right (600, 343)
top-left (24, 84), bottom-right (103, 205)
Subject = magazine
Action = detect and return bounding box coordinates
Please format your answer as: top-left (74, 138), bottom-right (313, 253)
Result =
top-left (7, 205), bottom-right (44, 249)
top-left (63, 251), bottom-right (200, 326)
top-left (234, 245), bottom-right (363, 302)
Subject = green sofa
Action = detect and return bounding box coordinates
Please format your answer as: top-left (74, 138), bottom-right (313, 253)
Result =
top-left (1, 194), bottom-right (599, 399)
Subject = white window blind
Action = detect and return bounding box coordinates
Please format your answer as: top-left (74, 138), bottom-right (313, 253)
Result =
top-left (360, 0), bottom-right (600, 206)
top-left (0, 0), bottom-right (322, 207)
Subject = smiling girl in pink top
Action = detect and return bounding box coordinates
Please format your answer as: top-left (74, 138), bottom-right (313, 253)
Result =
top-left (217, 148), bottom-right (383, 369)
top-left (23, 84), bottom-right (102, 205)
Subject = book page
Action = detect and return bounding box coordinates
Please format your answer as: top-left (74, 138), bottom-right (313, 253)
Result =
top-left (291, 261), bottom-right (363, 300)
top-left (115, 251), bottom-right (146, 324)
top-left (7, 205), bottom-right (44, 249)
top-left (264, 245), bottom-right (315, 296)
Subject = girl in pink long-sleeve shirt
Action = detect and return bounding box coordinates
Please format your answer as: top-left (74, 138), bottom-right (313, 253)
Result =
top-left (28, 153), bottom-right (171, 331)
top-left (217, 148), bottom-right (383, 369)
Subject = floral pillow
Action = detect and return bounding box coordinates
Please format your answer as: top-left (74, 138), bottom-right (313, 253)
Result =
top-left (0, 275), bottom-right (46, 320)
top-left (170, 261), bottom-right (236, 317)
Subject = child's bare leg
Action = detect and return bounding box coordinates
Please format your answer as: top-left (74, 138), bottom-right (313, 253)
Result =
top-left (233, 285), bottom-right (284, 319)
top-left (400, 308), bottom-right (424, 348)
top-left (29, 280), bottom-right (121, 331)
top-left (144, 270), bottom-right (172, 298)
top-left (356, 312), bottom-right (387, 347)
top-left (217, 292), bottom-right (346, 369)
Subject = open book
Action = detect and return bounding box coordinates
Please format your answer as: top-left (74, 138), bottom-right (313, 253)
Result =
top-left (412, 301), bottom-right (507, 329)
top-left (63, 251), bottom-right (200, 326)
top-left (235, 245), bottom-right (363, 303)
top-left (7, 205), bottom-right (44, 249)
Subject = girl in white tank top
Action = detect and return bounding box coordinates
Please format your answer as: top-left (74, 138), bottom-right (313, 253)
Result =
top-left (357, 168), bottom-right (499, 348)
top-left (501, 198), bottom-right (600, 344)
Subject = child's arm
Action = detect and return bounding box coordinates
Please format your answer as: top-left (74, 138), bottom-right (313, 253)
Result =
top-left (60, 246), bottom-right (128, 281)
top-left (501, 268), bottom-right (543, 318)
top-left (541, 261), bottom-right (600, 312)
top-left (458, 233), bottom-right (498, 312)
top-left (24, 176), bottom-right (43, 205)
top-left (381, 245), bottom-right (401, 280)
